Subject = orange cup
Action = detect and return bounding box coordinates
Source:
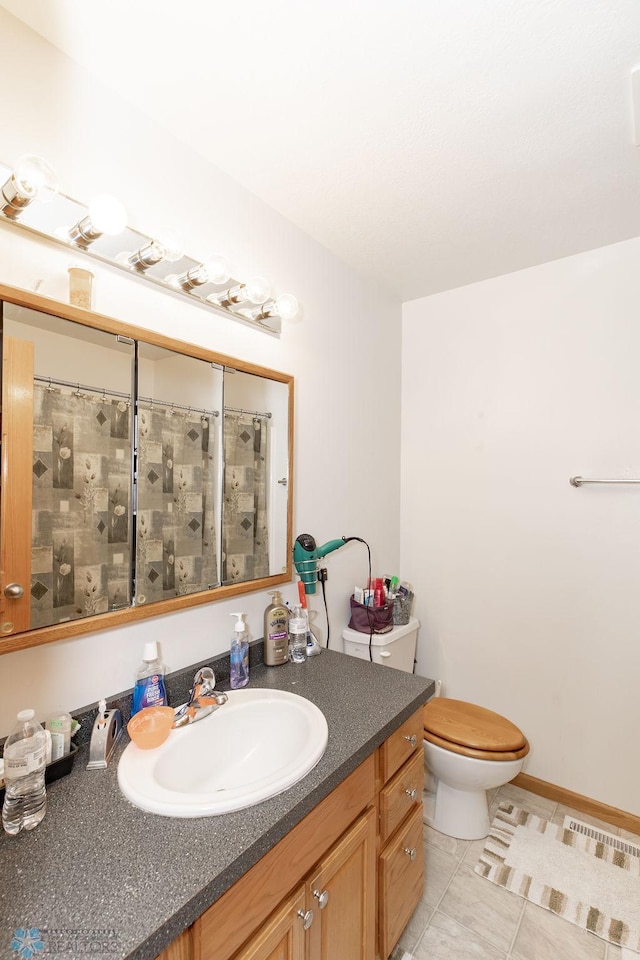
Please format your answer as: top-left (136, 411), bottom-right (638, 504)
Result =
top-left (127, 706), bottom-right (174, 749)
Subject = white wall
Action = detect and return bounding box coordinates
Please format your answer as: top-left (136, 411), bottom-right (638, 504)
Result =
top-left (401, 236), bottom-right (640, 815)
top-left (0, 10), bottom-right (402, 735)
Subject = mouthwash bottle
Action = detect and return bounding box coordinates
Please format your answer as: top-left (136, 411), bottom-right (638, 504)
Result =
top-left (132, 641), bottom-right (168, 715)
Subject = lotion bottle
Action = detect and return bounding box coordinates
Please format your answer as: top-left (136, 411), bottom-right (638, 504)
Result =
top-left (264, 591), bottom-right (289, 666)
top-left (230, 612), bottom-right (250, 688)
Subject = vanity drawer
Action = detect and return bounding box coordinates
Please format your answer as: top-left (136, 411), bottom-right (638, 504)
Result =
top-left (378, 803), bottom-right (424, 960)
top-left (378, 707), bottom-right (423, 783)
top-left (379, 748), bottom-right (423, 844)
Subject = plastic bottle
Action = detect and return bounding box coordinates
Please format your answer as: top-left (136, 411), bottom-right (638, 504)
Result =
top-left (230, 612), bottom-right (250, 688)
top-left (2, 709), bottom-right (47, 836)
top-left (264, 591), bottom-right (290, 666)
top-left (46, 710), bottom-right (72, 760)
top-left (132, 641), bottom-right (168, 715)
top-left (288, 608), bottom-right (307, 663)
top-left (297, 581), bottom-right (321, 656)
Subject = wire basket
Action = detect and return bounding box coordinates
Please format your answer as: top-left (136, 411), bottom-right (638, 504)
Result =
top-left (393, 595), bottom-right (413, 625)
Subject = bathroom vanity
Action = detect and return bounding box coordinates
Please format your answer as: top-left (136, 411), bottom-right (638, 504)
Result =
top-left (0, 651), bottom-right (433, 960)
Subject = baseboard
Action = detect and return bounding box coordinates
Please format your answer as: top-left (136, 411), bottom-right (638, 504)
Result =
top-left (511, 772), bottom-right (640, 836)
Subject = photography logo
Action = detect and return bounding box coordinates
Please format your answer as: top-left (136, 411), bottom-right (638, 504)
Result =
top-left (11, 927), bottom-right (45, 959)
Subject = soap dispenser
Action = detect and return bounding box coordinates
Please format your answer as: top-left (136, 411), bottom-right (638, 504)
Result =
top-left (230, 612), bottom-right (250, 689)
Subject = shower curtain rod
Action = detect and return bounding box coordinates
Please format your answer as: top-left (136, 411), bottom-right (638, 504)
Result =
top-left (35, 374), bottom-right (130, 400)
top-left (34, 374), bottom-right (220, 417)
top-left (138, 397), bottom-right (219, 417)
top-left (224, 405), bottom-right (272, 419)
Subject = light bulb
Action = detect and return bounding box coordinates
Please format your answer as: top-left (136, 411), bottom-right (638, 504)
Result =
top-left (88, 194), bottom-right (127, 236)
top-left (174, 254), bottom-right (230, 291)
top-left (244, 276), bottom-right (271, 304)
top-left (247, 293), bottom-right (299, 327)
top-left (207, 275), bottom-right (270, 307)
top-left (273, 294), bottom-right (298, 321)
top-left (1, 154), bottom-right (58, 219)
top-left (13, 155), bottom-right (58, 201)
top-left (68, 193), bottom-right (127, 247)
top-left (201, 255), bottom-right (230, 285)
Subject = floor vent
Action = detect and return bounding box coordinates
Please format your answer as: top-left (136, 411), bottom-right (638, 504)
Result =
top-left (563, 816), bottom-right (640, 858)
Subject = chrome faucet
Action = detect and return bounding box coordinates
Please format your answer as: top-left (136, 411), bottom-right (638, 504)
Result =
top-left (172, 667), bottom-right (228, 728)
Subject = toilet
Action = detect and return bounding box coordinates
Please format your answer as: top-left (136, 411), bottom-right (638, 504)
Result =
top-left (422, 698), bottom-right (529, 840)
top-left (340, 620), bottom-right (529, 841)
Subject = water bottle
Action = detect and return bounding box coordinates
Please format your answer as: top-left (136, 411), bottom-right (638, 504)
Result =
top-left (2, 709), bottom-right (47, 836)
top-left (288, 613), bottom-right (307, 664)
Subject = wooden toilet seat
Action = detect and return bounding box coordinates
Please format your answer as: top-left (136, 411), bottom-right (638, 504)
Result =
top-left (423, 698), bottom-right (530, 762)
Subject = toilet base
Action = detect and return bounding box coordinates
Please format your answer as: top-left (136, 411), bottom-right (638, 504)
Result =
top-left (426, 779), bottom-right (491, 840)
top-left (423, 738), bottom-right (525, 841)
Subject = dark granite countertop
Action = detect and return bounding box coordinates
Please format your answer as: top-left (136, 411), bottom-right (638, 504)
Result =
top-left (0, 650), bottom-right (433, 960)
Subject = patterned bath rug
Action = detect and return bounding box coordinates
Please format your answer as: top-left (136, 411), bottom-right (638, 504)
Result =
top-left (475, 802), bottom-right (640, 953)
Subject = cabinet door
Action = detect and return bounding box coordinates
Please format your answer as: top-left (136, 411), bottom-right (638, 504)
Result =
top-left (379, 709), bottom-right (423, 784)
top-left (378, 803), bottom-right (424, 960)
top-left (0, 337), bottom-right (33, 635)
top-left (306, 808), bottom-right (376, 960)
top-left (231, 886), bottom-right (306, 960)
top-left (379, 749), bottom-right (423, 844)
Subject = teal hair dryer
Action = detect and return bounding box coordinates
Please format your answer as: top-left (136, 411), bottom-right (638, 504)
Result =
top-left (294, 533), bottom-right (349, 594)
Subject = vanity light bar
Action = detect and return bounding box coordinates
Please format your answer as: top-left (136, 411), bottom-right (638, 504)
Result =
top-left (0, 156), bottom-right (299, 336)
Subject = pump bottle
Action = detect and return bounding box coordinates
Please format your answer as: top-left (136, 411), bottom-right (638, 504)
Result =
top-left (264, 591), bottom-right (289, 666)
top-left (230, 613), bottom-right (250, 688)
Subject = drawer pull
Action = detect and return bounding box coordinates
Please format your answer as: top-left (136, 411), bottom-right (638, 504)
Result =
top-left (403, 734), bottom-right (417, 747)
top-left (313, 888), bottom-right (330, 909)
top-left (297, 909), bottom-right (314, 930)
top-left (404, 847), bottom-right (417, 861)
top-left (405, 787), bottom-right (417, 801)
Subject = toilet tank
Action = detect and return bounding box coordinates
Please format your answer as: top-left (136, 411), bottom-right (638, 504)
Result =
top-left (341, 616), bottom-right (420, 672)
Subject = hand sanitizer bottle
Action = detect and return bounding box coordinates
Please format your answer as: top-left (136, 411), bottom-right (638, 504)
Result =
top-left (230, 613), bottom-right (250, 689)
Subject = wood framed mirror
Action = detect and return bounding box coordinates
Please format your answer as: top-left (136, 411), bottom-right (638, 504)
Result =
top-left (0, 283), bottom-right (293, 654)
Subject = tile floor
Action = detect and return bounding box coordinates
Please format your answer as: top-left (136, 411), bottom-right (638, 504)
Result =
top-left (392, 782), bottom-right (640, 960)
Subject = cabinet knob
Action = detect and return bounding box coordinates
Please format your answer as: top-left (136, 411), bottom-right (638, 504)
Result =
top-left (313, 888), bottom-right (330, 909)
top-left (403, 734), bottom-right (417, 747)
top-left (405, 787), bottom-right (417, 801)
top-left (404, 847), bottom-right (417, 861)
top-left (297, 909), bottom-right (314, 930)
top-left (4, 583), bottom-right (24, 599)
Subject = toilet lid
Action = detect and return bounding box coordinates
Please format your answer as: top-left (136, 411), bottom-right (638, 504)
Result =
top-left (423, 698), bottom-right (526, 752)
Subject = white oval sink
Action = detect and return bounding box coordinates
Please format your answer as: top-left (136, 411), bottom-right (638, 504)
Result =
top-left (117, 688), bottom-right (328, 817)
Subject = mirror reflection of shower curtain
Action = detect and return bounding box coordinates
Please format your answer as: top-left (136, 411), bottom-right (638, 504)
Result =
top-left (222, 414), bottom-right (269, 583)
top-left (135, 403), bottom-right (217, 602)
top-left (31, 384), bottom-right (133, 628)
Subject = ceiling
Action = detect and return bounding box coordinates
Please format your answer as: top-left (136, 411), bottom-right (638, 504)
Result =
top-left (3, 0), bottom-right (640, 301)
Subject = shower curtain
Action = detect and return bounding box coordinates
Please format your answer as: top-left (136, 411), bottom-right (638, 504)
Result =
top-left (31, 383), bottom-right (133, 628)
top-left (135, 402), bottom-right (217, 602)
top-left (222, 413), bottom-right (269, 583)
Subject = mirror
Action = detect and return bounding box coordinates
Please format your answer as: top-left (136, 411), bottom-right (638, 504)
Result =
top-left (0, 283), bottom-right (293, 652)
top-left (136, 341), bottom-right (223, 606)
top-left (222, 369), bottom-right (290, 585)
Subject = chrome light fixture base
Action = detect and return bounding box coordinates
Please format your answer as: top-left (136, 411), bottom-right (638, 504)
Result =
top-left (0, 159), bottom-right (298, 336)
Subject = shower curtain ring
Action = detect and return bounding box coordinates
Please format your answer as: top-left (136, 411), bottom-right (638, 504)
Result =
top-left (47, 377), bottom-right (53, 392)
top-left (75, 383), bottom-right (82, 397)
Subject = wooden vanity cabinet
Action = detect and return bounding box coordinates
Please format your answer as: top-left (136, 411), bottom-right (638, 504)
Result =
top-left (194, 756), bottom-right (376, 960)
top-left (154, 706), bottom-right (426, 960)
top-left (234, 809), bottom-right (377, 960)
